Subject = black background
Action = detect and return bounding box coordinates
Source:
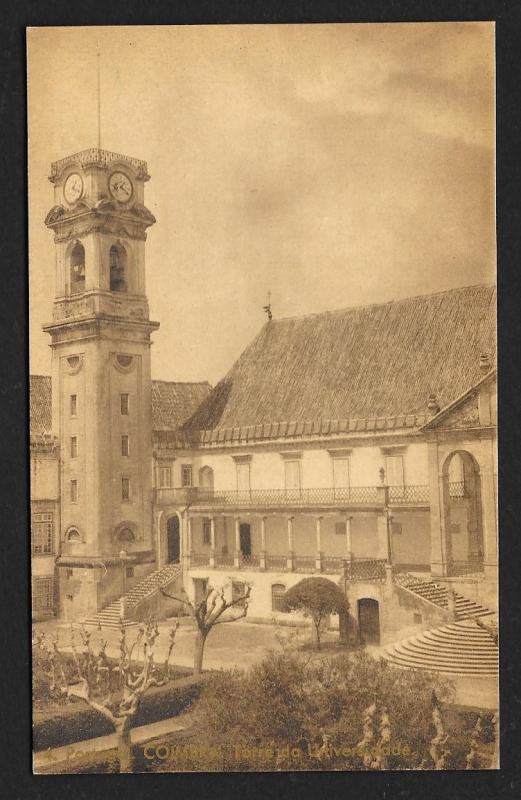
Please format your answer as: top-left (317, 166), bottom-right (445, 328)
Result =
top-left (0, 2), bottom-right (519, 798)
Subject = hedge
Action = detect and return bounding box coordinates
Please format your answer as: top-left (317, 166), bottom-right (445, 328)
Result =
top-left (33, 674), bottom-right (206, 752)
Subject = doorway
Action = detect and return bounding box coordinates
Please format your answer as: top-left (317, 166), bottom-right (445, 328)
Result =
top-left (166, 516), bottom-right (180, 563)
top-left (358, 598), bottom-right (380, 645)
top-left (239, 523), bottom-right (252, 557)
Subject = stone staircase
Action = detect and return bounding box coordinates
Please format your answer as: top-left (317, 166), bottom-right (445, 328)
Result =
top-left (383, 618), bottom-right (498, 676)
top-left (84, 563), bottom-right (182, 629)
top-left (394, 573), bottom-right (494, 621)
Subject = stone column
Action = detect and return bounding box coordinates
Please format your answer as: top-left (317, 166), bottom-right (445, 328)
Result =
top-left (480, 436), bottom-right (498, 583)
top-left (286, 516), bottom-right (295, 571)
top-left (345, 515), bottom-right (353, 562)
top-left (260, 516), bottom-right (267, 570)
top-left (315, 516), bottom-right (323, 572)
top-left (234, 516), bottom-right (241, 568)
top-left (185, 515), bottom-right (193, 570)
top-left (428, 439), bottom-right (449, 578)
top-left (209, 516), bottom-right (216, 568)
top-left (376, 514), bottom-right (389, 561)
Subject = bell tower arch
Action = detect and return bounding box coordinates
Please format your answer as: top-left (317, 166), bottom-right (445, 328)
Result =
top-left (43, 148), bottom-right (159, 619)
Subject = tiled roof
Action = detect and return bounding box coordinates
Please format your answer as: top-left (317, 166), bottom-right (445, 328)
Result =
top-left (183, 284), bottom-right (496, 440)
top-left (151, 380), bottom-right (212, 432)
top-left (29, 375), bottom-right (53, 439)
top-left (29, 376), bottom-right (212, 440)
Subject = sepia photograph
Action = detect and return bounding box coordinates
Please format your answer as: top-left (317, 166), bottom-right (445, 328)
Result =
top-left (28, 23), bottom-right (497, 773)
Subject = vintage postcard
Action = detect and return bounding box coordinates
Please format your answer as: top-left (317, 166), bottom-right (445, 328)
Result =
top-left (28, 23), bottom-right (497, 773)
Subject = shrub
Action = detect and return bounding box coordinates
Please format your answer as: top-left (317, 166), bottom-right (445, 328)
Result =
top-left (284, 578), bottom-right (348, 649)
top-left (33, 675), bottom-right (206, 751)
top-left (189, 650), bottom-right (494, 770)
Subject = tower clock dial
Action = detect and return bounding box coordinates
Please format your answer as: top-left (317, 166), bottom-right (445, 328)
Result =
top-left (63, 173), bottom-right (83, 204)
top-left (109, 172), bottom-right (133, 202)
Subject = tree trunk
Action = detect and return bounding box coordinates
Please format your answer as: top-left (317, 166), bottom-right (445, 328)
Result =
top-left (338, 609), bottom-right (350, 645)
top-left (116, 724), bottom-right (133, 773)
top-left (193, 629), bottom-right (208, 675)
top-left (311, 618), bottom-right (321, 651)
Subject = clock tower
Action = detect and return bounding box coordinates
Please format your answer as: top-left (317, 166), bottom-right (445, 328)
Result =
top-left (44, 148), bottom-right (159, 619)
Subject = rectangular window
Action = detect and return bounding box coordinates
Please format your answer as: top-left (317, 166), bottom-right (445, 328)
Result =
top-left (232, 581), bottom-right (247, 607)
top-left (70, 436), bottom-right (78, 458)
top-left (385, 455), bottom-right (404, 487)
top-left (335, 521), bottom-right (347, 536)
top-left (121, 434), bottom-right (130, 457)
top-left (32, 512), bottom-right (53, 555)
top-left (202, 518), bottom-right (211, 545)
top-left (32, 577), bottom-right (54, 616)
top-left (120, 393), bottom-right (129, 415)
top-left (181, 465), bottom-right (193, 487)
top-left (70, 479), bottom-right (78, 502)
top-left (332, 458), bottom-right (350, 488)
top-left (158, 465), bottom-right (172, 489)
top-left (236, 462), bottom-right (251, 492)
top-left (121, 477), bottom-right (130, 502)
top-left (70, 394), bottom-right (77, 417)
top-left (126, 566), bottom-right (134, 578)
top-left (284, 460), bottom-right (301, 491)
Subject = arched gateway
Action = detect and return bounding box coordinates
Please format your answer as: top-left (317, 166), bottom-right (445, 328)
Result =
top-left (442, 450), bottom-right (484, 575)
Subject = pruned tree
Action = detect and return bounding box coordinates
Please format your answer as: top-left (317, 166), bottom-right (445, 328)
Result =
top-left (33, 619), bottom-right (178, 772)
top-left (283, 577), bottom-right (349, 650)
top-left (161, 581), bottom-right (252, 675)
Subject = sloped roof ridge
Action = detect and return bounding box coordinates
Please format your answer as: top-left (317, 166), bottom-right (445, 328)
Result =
top-left (271, 282), bottom-right (495, 325)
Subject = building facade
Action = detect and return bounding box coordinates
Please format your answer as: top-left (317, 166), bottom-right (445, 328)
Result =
top-left (30, 148), bottom-right (497, 644)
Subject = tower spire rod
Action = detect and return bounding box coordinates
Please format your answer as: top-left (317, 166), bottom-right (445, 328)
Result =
top-left (97, 45), bottom-right (101, 150)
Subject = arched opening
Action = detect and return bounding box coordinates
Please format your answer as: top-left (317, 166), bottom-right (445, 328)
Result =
top-left (357, 598), bottom-right (380, 645)
top-left (109, 243), bottom-right (128, 292)
top-left (166, 516), bottom-right (180, 564)
top-left (271, 583), bottom-right (287, 612)
top-left (442, 451), bottom-right (484, 576)
top-left (117, 527), bottom-right (135, 543)
top-left (199, 466), bottom-right (214, 491)
top-left (239, 523), bottom-right (251, 557)
top-left (70, 242), bottom-right (85, 294)
top-left (66, 527), bottom-right (81, 541)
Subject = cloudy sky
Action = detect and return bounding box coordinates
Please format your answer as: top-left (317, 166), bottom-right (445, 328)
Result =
top-left (28, 23), bottom-right (495, 384)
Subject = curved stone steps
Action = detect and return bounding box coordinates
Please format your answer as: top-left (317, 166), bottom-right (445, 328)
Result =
top-left (383, 619), bottom-right (498, 676)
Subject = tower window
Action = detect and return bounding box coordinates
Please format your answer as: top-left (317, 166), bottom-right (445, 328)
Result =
top-left (122, 477), bottom-right (130, 502)
top-left (70, 394), bottom-right (77, 417)
top-left (70, 436), bottom-right (78, 458)
top-left (121, 434), bottom-right (129, 456)
top-left (110, 244), bottom-right (128, 293)
top-left (70, 480), bottom-right (78, 503)
top-left (120, 393), bottom-right (129, 415)
top-left (70, 242), bottom-right (85, 295)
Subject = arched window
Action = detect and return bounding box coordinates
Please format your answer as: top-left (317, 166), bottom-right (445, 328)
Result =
top-left (66, 527), bottom-right (81, 541)
top-left (448, 452), bottom-right (465, 497)
top-left (117, 527), bottom-right (135, 543)
top-left (199, 466), bottom-right (214, 490)
top-left (70, 242), bottom-right (85, 294)
top-left (271, 583), bottom-right (287, 613)
top-left (110, 244), bottom-right (128, 292)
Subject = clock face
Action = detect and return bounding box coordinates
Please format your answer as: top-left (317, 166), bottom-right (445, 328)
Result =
top-left (63, 173), bottom-right (83, 204)
top-left (109, 171), bottom-right (133, 202)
